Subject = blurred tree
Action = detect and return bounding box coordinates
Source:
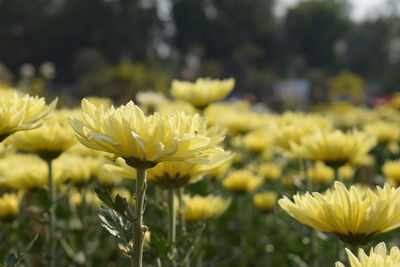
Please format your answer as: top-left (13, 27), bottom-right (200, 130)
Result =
top-left (284, 0), bottom-right (350, 70)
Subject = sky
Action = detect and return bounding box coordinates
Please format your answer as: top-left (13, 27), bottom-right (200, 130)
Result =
top-left (275, 0), bottom-right (389, 20)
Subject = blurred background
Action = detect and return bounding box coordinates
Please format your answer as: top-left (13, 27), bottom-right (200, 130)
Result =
top-left (0, 0), bottom-right (399, 108)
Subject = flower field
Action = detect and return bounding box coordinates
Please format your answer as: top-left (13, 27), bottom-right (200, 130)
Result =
top-left (2, 79), bottom-right (400, 267)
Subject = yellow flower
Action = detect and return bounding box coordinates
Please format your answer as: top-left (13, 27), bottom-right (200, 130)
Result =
top-left (54, 154), bottom-right (93, 185)
top-left (241, 129), bottom-right (274, 154)
top-left (383, 160), bottom-right (400, 182)
top-left (339, 165), bottom-right (356, 180)
top-left (8, 114), bottom-right (77, 160)
top-left (70, 99), bottom-right (224, 168)
top-left (86, 96), bottom-right (113, 109)
top-left (136, 91), bottom-right (167, 114)
top-left (69, 189), bottom-right (101, 208)
top-left (171, 78), bottom-right (234, 109)
top-left (258, 163), bottom-right (282, 181)
top-left (208, 154), bottom-right (235, 180)
top-left (279, 182), bottom-right (400, 245)
top-left (0, 192), bottom-right (23, 219)
top-left (184, 194), bottom-right (231, 222)
top-left (335, 242), bottom-right (400, 267)
top-left (307, 162), bottom-right (334, 184)
top-left (291, 130), bottom-right (376, 168)
top-left (222, 170), bottom-right (263, 194)
top-left (0, 154), bottom-right (68, 190)
top-left (97, 165), bottom-right (123, 186)
top-left (364, 121), bottom-right (400, 145)
top-left (105, 151), bottom-right (233, 188)
top-left (253, 191), bottom-right (278, 213)
top-left (0, 91), bottom-right (56, 142)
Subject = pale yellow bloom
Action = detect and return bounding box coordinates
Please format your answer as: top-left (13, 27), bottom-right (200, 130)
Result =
top-left (8, 114), bottom-right (76, 160)
top-left (0, 154), bottom-right (68, 190)
top-left (171, 78), bottom-right (234, 109)
top-left (0, 92), bottom-right (56, 142)
top-left (335, 242), bottom-right (400, 267)
top-left (241, 129), bottom-right (274, 154)
top-left (222, 170), bottom-right (263, 193)
top-left (54, 154), bottom-right (93, 185)
top-left (155, 100), bottom-right (197, 115)
top-left (383, 160), bottom-right (400, 182)
top-left (70, 99), bottom-right (224, 168)
top-left (258, 163), bottom-right (282, 181)
top-left (364, 121), bottom-right (400, 145)
top-left (279, 182), bottom-right (400, 245)
top-left (86, 96), bottom-right (113, 109)
top-left (184, 194), bottom-right (231, 221)
top-left (97, 165), bottom-right (123, 186)
top-left (136, 91), bottom-right (167, 113)
top-left (105, 151), bottom-right (233, 188)
top-left (0, 192), bottom-right (23, 219)
top-left (253, 191), bottom-right (278, 212)
top-left (307, 162), bottom-right (334, 184)
top-left (69, 189), bottom-right (101, 207)
top-left (208, 154), bottom-right (235, 180)
top-left (339, 165), bottom-right (356, 180)
top-left (291, 130), bottom-right (376, 168)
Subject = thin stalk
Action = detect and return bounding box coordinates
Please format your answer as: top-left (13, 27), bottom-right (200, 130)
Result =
top-left (131, 167), bottom-right (148, 267)
top-left (334, 167), bottom-right (340, 182)
top-left (177, 188), bottom-right (186, 233)
top-left (168, 188), bottom-right (177, 264)
top-left (46, 159), bottom-right (57, 267)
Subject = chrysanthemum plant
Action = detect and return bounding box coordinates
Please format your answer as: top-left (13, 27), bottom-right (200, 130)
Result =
top-left (70, 99), bottom-right (224, 267)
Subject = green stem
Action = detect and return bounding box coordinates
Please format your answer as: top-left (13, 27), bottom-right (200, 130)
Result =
top-left (47, 159), bottom-right (57, 267)
top-left (334, 167), bottom-right (340, 182)
top-left (177, 188), bottom-right (186, 233)
top-left (168, 188), bottom-right (177, 264)
top-left (131, 167), bottom-right (148, 267)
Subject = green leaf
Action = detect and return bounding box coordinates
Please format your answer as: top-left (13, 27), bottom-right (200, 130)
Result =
top-left (95, 187), bottom-right (132, 220)
top-left (95, 187), bottom-right (115, 208)
top-left (98, 205), bottom-right (132, 247)
top-left (14, 235), bottom-right (38, 266)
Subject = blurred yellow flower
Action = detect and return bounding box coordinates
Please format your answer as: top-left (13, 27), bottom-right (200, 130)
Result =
top-left (253, 191), bottom-right (278, 213)
top-left (307, 162), bottom-right (334, 184)
top-left (0, 154), bottom-right (68, 190)
top-left (258, 163), bottom-right (282, 181)
top-left (0, 92), bottom-right (56, 142)
top-left (241, 129), bottom-right (273, 154)
top-left (223, 170), bottom-right (263, 194)
top-left (0, 192), bottom-right (22, 219)
top-left (279, 182), bottom-right (400, 245)
top-left (184, 194), bottom-right (231, 222)
top-left (70, 99), bottom-right (224, 168)
top-left (171, 78), bottom-right (234, 109)
top-left (364, 121), bottom-right (400, 145)
top-left (105, 151), bottom-right (233, 188)
top-left (8, 115), bottom-right (76, 160)
top-left (54, 154), bottom-right (93, 185)
top-left (339, 165), bottom-right (356, 180)
top-left (69, 189), bottom-right (101, 208)
top-left (382, 160), bottom-right (400, 182)
top-left (291, 130), bottom-right (376, 168)
top-left (335, 242), bottom-right (400, 267)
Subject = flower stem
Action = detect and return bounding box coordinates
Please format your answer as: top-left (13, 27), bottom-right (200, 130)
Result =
top-left (46, 159), bottom-right (57, 267)
top-left (177, 188), bottom-right (186, 233)
top-left (131, 167), bottom-right (148, 267)
top-left (168, 188), bottom-right (177, 263)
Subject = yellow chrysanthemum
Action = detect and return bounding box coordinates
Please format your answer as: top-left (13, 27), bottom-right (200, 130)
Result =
top-left (184, 194), bottom-right (231, 222)
top-left (307, 161), bottom-right (334, 184)
top-left (69, 189), bottom-right (101, 208)
top-left (364, 121), bottom-right (400, 145)
top-left (0, 154), bottom-right (68, 190)
top-left (8, 115), bottom-right (77, 160)
top-left (339, 165), bottom-right (356, 180)
top-left (0, 92), bottom-right (57, 142)
top-left (291, 130), bottom-right (377, 168)
top-left (335, 242), bottom-right (400, 267)
top-left (258, 163), bottom-right (282, 181)
top-left (54, 154), bottom-right (94, 185)
top-left (105, 151), bottom-right (233, 188)
top-left (279, 182), bottom-right (400, 245)
top-left (253, 191), bottom-right (278, 213)
top-left (222, 170), bottom-right (263, 194)
top-left (171, 78), bottom-right (234, 109)
top-left (0, 192), bottom-right (23, 219)
top-left (70, 99), bottom-right (224, 168)
top-left (383, 160), bottom-right (400, 182)
top-left (241, 129), bottom-right (274, 154)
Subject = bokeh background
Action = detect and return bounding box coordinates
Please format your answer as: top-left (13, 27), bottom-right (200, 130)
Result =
top-left (1, 0), bottom-right (399, 107)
